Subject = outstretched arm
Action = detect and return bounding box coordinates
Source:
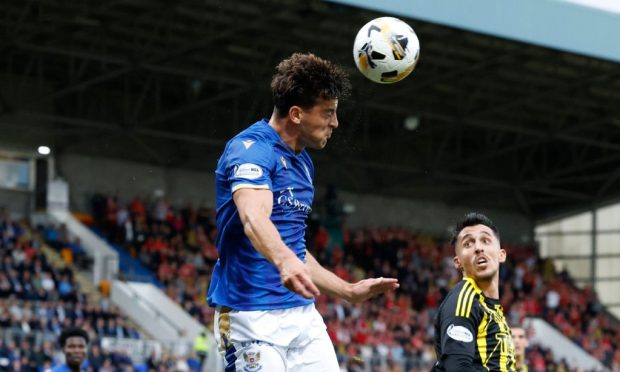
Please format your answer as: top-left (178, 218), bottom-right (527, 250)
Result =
top-left (234, 188), bottom-right (320, 299)
top-left (305, 250), bottom-right (399, 304)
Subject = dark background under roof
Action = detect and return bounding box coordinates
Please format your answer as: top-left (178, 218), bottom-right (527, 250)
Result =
top-left (2, 0), bottom-right (620, 220)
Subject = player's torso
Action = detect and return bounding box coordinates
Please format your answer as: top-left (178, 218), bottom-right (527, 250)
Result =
top-left (269, 142), bottom-right (314, 243)
top-left (215, 122), bottom-right (315, 253)
top-left (209, 122), bottom-right (315, 309)
top-left (473, 298), bottom-right (517, 371)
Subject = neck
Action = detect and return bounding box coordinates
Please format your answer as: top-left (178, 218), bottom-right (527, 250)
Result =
top-left (268, 111), bottom-right (303, 153)
top-left (516, 355), bottom-right (524, 369)
top-left (68, 364), bottom-right (81, 372)
top-left (466, 275), bottom-right (499, 299)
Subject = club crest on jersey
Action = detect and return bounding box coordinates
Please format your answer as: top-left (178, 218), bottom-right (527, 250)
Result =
top-left (242, 350), bottom-right (261, 371)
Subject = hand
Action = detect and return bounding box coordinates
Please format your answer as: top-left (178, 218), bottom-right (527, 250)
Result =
top-left (278, 255), bottom-right (320, 299)
top-left (347, 277), bottom-right (399, 304)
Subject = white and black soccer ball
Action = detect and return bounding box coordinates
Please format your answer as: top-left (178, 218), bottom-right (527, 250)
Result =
top-left (353, 17), bottom-right (420, 84)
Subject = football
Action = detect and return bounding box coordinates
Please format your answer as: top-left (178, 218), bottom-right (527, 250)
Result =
top-left (353, 17), bottom-right (420, 84)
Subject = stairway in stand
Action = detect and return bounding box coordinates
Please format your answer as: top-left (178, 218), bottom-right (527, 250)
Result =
top-left (41, 244), bottom-right (103, 303)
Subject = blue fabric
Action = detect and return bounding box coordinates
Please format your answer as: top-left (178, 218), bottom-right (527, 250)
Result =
top-left (208, 119), bottom-right (315, 311)
top-left (134, 363), bottom-right (148, 372)
top-left (51, 363), bottom-right (87, 372)
top-left (224, 343), bottom-right (238, 372)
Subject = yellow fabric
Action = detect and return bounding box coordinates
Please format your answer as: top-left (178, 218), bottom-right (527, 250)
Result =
top-left (194, 331), bottom-right (209, 353)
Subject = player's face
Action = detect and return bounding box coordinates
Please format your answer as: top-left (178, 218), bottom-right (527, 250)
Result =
top-left (63, 336), bottom-right (87, 367)
top-left (511, 327), bottom-right (528, 357)
top-left (298, 98), bottom-right (339, 150)
top-left (454, 224), bottom-right (505, 282)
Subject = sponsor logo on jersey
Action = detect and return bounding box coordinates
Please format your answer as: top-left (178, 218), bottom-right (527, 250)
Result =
top-left (447, 324), bottom-right (473, 342)
top-left (234, 163), bottom-right (263, 180)
top-left (277, 187), bottom-right (312, 214)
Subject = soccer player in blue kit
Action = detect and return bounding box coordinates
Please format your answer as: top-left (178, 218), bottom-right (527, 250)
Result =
top-left (208, 52), bottom-right (400, 371)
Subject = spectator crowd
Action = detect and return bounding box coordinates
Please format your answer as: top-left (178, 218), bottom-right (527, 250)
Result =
top-left (2, 193), bottom-right (620, 371)
top-left (88, 195), bottom-right (620, 371)
top-left (0, 207), bottom-right (199, 372)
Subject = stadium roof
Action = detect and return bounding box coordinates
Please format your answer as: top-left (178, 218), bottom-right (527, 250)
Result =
top-left (1, 0), bottom-right (620, 221)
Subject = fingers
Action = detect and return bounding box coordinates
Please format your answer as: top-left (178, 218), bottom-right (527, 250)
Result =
top-left (279, 255), bottom-right (320, 299)
top-left (372, 277), bottom-right (400, 290)
top-left (366, 277), bottom-right (399, 298)
top-left (283, 272), bottom-right (320, 299)
top-left (348, 277), bottom-right (400, 304)
top-left (303, 275), bottom-right (321, 297)
top-left (284, 276), bottom-right (318, 299)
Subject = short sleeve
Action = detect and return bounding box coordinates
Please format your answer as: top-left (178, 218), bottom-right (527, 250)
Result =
top-left (438, 294), bottom-right (477, 357)
top-left (224, 138), bottom-right (276, 193)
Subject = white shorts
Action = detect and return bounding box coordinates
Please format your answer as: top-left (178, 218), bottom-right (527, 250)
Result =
top-left (214, 303), bottom-right (339, 372)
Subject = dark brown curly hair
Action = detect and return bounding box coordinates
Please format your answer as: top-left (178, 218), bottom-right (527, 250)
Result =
top-left (271, 53), bottom-right (351, 117)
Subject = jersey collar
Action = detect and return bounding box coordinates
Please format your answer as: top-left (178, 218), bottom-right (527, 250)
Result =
top-left (261, 119), bottom-right (305, 157)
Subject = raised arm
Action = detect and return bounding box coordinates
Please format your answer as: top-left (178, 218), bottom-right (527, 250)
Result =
top-left (233, 187), bottom-right (319, 299)
top-left (305, 250), bottom-right (399, 304)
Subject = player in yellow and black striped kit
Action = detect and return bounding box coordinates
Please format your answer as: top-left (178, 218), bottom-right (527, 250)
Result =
top-left (433, 212), bottom-right (516, 371)
top-left (511, 326), bottom-right (530, 372)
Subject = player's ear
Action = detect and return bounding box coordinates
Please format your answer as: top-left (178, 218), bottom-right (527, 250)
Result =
top-left (289, 106), bottom-right (303, 125)
top-left (498, 248), bottom-right (506, 263)
top-left (453, 256), bottom-right (462, 271)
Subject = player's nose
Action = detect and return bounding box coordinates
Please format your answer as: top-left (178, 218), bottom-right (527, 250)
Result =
top-left (330, 113), bottom-right (339, 129)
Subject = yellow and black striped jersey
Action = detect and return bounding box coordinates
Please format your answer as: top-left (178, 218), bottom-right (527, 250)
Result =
top-left (433, 278), bottom-right (516, 371)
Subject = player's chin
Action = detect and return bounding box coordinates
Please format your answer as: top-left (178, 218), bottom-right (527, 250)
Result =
top-left (475, 271), bottom-right (496, 281)
top-left (68, 357), bottom-right (84, 365)
top-left (309, 139), bottom-right (328, 150)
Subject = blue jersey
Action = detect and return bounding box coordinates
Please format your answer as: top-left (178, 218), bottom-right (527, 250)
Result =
top-left (51, 363), bottom-right (87, 372)
top-left (208, 119), bottom-right (315, 311)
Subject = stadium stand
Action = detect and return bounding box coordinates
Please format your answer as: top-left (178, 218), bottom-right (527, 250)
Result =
top-left (0, 209), bottom-right (200, 371)
top-left (4, 192), bottom-right (617, 371)
top-left (3, 0), bottom-right (620, 371)
top-left (85, 195), bottom-right (620, 371)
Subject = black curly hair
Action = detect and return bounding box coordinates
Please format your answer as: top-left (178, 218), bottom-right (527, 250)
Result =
top-left (271, 52), bottom-right (351, 117)
top-left (59, 327), bottom-right (89, 348)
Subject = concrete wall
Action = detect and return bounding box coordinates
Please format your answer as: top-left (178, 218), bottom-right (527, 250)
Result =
top-left (0, 189), bottom-right (32, 219)
top-left (111, 280), bottom-right (200, 342)
top-left (58, 154), bottom-right (532, 243)
top-left (341, 191), bottom-right (533, 243)
top-left (524, 317), bottom-right (605, 371)
top-left (57, 154), bottom-right (216, 211)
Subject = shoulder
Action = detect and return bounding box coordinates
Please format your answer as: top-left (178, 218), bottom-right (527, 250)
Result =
top-left (439, 281), bottom-right (466, 310)
top-left (223, 131), bottom-right (277, 167)
top-left (226, 121), bottom-right (276, 150)
top-left (440, 280), bottom-right (482, 318)
top-left (228, 127), bottom-right (275, 153)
